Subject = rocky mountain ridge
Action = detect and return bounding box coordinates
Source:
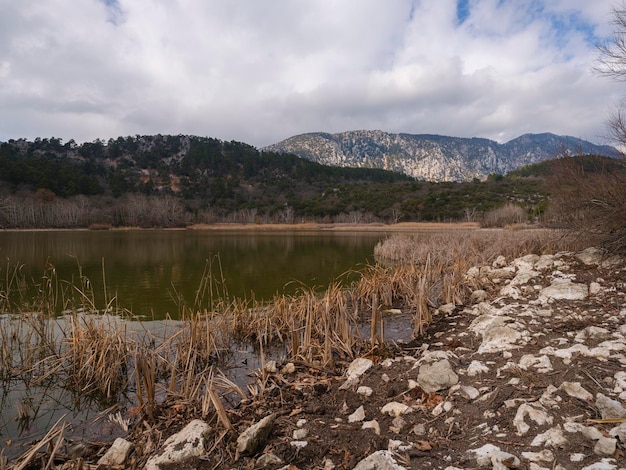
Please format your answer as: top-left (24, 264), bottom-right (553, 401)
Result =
top-left (264, 131), bottom-right (620, 182)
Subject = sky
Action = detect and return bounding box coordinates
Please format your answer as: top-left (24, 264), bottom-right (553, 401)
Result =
top-left (1, 0), bottom-right (625, 148)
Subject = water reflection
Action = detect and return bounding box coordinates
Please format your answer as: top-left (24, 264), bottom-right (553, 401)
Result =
top-left (0, 229), bottom-right (387, 319)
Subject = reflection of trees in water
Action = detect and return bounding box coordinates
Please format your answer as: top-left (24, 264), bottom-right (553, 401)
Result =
top-left (0, 231), bottom-right (383, 317)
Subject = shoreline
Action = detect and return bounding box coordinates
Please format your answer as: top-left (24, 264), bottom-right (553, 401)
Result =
top-left (0, 221), bottom-right (482, 233)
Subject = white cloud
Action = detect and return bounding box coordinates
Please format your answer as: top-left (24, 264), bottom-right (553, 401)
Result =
top-left (0, 0), bottom-right (623, 147)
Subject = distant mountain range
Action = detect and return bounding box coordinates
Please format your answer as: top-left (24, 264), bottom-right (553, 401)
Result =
top-left (263, 131), bottom-right (621, 181)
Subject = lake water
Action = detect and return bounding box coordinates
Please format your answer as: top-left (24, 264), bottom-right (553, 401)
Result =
top-left (0, 228), bottom-right (399, 457)
top-left (0, 228), bottom-right (391, 319)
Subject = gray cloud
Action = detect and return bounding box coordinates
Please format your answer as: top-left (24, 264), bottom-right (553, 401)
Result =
top-left (0, 0), bottom-right (623, 147)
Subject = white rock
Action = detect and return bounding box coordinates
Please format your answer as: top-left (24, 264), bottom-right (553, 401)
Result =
top-left (281, 362), bottom-right (296, 374)
top-left (609, 422), bottom-right (626, 441)
top-left (357, 386), bottom-right (374, 397)
top-left (539, 279), bottom-right (588, 301)
top-left (589, 282), bottom-right (603, 295)
top-left (381, 402), bottom-right (411, 417)
top-left (596, 393), bottom-right (626, 419)
top-left (353, 450), bottom-right (407, 470)
top-left (236, 414), bottom-right (276, 456)
top-left (257, 453), bottom-right (284, 467)
top-left (514, 404), bottom-right (553, 435)
top-left (522, 450), bottom-right (554, 462)
top-left (417, 359), bottom-right (459, 393)
top-left (292, 428), bottom-right (308, 440)
top-left (576, 247), bottom-right (604, 265)
top-left (576, 326), bottom-right (610, 341)
top-left (594, 436), bottom-right (617, 456)
top-left (362, 420), bottom-right (381, 435)
top-left (340, 357), bottom-right (374, 389)
top-left (290, 441), bottom-right (308, 449)
top-left (98, 438), bottom-right (134, 466)
top-left (467, 360), bottom-right (490, 376)
top-left (460, 385), bottom-right (480, 400)
top-left (145, 420), bottom-right (211, 470)
top-left (493, 255), bottom-right (507, 268)
top-left (348, 406), bottom-right (366, 423)
top-left (324, 458), bottom-right (336, 470)
top-left (530, 426), bottom-right (568, 447)
top-left (469, 443), bottom-right (520, 469)
top-left (471, 290), bottom-right (488, 303)
top-left (560, 381), bottom-right (593, 401)
top-left (570, 453), bottom-right (586, 462)
top-left (478, 325), bottom-right (522, 353)
top-left (581, 459), bottom-right (618, 470)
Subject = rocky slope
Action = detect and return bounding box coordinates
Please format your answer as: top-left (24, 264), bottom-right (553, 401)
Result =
top-left (263, 131), bottom-right (620, 182)
top-left (89, 246), bottom-right (626, 469)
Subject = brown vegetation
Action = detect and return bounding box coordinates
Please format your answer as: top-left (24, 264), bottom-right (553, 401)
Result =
top-left (545, 156), bottom-right (626, 254)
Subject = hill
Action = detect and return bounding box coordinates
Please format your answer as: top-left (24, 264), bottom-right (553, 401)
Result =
top-left (263, 130), bottom-right (620, 182)
top-left (0, 134), bottom-right (620, 229)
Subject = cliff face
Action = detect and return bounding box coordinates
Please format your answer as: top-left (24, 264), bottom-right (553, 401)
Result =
top-left (264, 130), bottom-right (620, 181)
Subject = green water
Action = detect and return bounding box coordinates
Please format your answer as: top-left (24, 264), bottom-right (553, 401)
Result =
top-left (0, 229), bottom-right (390, 319)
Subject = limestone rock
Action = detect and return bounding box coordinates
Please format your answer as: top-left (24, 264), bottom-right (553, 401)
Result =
top-left (349, 405), bottom-right (366, 423)
top-left (236, 414), bottom-right (276, 456)
top-left (380, 402), bottom-right (412, 417)
top-left (98, 437), bottom-right (134, 467)
top-left (468, 443), bottom-right (520, 469)
top-left (416, 359), bottom-right (459, 393)
top-left (353, 450), bottom-right (407, 470)
top-left (539, 279), bottom-right (588, 301)
top-left (256, 453), bottom-right (283, 467)
top-left (596, 393), bottom-right (626, 419)
top-left (340, 357), bottom-right (373, 389)
top-left (145, 420), bottom-right (210, 470)
top-left (560, 382), bottom-right (593, 401)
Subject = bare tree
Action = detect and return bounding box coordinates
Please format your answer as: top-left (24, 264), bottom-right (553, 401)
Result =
top-left (595, 3), bottom-right (626, 147)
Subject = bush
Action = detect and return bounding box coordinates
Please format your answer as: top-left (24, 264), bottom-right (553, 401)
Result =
top-left (480, 203), bottom-right (526, 228)
top-left (545, 156), bottom-right (626, 254)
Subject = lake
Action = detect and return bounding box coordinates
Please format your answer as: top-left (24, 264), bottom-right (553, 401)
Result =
top-left (1, 227), bottom-right (402, 456)
top-left (0, 228), bottom-right (391, 318)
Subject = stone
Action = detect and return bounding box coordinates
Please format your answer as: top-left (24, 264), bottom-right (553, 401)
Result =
top-left (281, 362), bottom-right (296, 374)
top-left (467, 360), bottom-right (490, 376)
top-left (340, 357), bottom-right (373, 389)
top-left (460, 385), bottom-right (480, 400)
top-left (576, 247), bottom-right (604, 265)
top-left (98, 437), bottom-right (134, 466)
top-left (381, 402), bottom-right (412, 417)
top-left (471, 289), bottom-right (488, 303)
top-left (348, 405), bottom-right (366, 423)
top-left (596, 393), bottom-right (626, 419)
top-left (522, 450), bottom-right (554, 462)
top-left (357, 386), bottom-right (373, 397)
top-left (256, 453), bottom-right (284, 467)
top-left (530, 426), bottom-right (568, 448)
top-left (362, 420), bottom-right (381, 435)
top-left (478, 325), bottom-right (522, 353)
top-left (353, 450), bottom-right (407, 470)
top-left (594, 436), bottom-right (617, 456)
top-left (581, 459), bottom-right (618, 470)
top-left (493, 255), bottom-right (507, 268)
top-left (560, 382), bottom-right (593, 401)
top-left (539, 279), bottom-right (588, 301)
top-left (513, 403), bottom-right (553, 435)
top-left (236, 414), bottom-right (276, 456)
top-left (145, 420), bottom-right (210, 470)
top-left (292, 428), bottom-right (308, 439)
top-left (468, 443), bottom-right (520, 469)
top-left (416, 359), bottom-right (459, 393)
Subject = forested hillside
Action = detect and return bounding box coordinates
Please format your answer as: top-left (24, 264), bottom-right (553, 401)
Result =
top-left (0, 134), bottom-right (613, 229)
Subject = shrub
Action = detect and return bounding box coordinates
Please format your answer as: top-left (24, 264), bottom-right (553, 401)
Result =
top-left (545, 156), bottom-right (626, 254)
top-left (480, 203), bottom-right (526, 228)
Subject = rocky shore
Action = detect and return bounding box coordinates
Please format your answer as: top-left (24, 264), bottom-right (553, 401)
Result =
top-left (82, 248), bottom-right (626, 468)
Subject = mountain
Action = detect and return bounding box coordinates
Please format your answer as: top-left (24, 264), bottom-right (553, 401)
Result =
top-left (263, 131), bottom-right (621, 182)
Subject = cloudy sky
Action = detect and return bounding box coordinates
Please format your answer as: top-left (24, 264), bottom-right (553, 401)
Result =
top-left (1, 0), bottom-right (624, 148)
